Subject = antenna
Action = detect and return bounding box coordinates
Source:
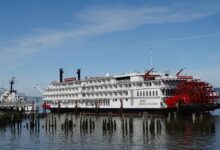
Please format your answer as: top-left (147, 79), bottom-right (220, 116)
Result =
top-left (149, 49), bottom-right (153, 68)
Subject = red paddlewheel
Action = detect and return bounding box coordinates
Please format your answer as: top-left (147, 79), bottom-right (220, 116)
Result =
top-left (165, 80), bottom-right (218, 108)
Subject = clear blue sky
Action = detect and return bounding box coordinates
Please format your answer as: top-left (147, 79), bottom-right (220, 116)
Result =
top-left (0, 0), bottom-right (220, 96)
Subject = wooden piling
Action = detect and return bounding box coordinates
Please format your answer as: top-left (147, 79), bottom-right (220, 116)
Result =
top-left (192, 112), bottom-right (196, 123)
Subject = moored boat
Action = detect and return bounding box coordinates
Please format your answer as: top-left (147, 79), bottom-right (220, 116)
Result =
top-left (0, 78), bottom-right (39, 112)
top-left (42, 68), bottom-right (220, 114)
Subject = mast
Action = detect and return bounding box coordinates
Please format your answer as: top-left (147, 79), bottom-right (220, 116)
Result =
top-left (9, 77), bottom-right (15, 94)
top-left (149, 49), bottom-right (153, 68)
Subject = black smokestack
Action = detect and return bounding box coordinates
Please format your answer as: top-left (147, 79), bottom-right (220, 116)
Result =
top-left (77, 69), bottom-right (81, 80)
top-left (59, 68), bottom-right (64, 82)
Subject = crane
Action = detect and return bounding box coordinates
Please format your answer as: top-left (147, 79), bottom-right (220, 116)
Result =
top-left (34, 84), bottom-right (44, 94)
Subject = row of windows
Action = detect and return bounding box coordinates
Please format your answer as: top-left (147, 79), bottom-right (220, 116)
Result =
top-left (46, 99), bottom-right (111, 106)
top-left (137, 90), bottom-right (159, 97)
top-left (46, 94), bottom-right (79, 99)
top-left (46, 87), bottom-right (79, 93)
top-left (82, 91), bottom-right (129, 97)
top-left (46, 98), bottom-right (130, 105)
top-left (48, 84), bottom-right (130, 92)
top-left (85, 99), bottom-right (110, 106)
top-left (53, 82), bottom-right (81, 87)
top-left (50, 80), bottom-right (162, 92)
top-left (85, 79), bottom-right (112, 84)
top-left (153, 81), bottom-right (161, 86)
top-left (47, 89), bottom-right (163, 98)
top-left (82, 84), bottom-right (132, 90)
top-left (161, 89), bottom-right (174, 96)
top-left (46, 92), bottom-right (129, 99)
top-left (46, 90), bottom-right (129, 97)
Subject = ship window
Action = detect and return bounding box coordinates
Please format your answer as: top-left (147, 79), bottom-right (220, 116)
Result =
top-left (146, 91), bottom-right (148, 96)
top-left (138, 83), bottom-right (142, 87)
top-left (153, 91), bottom-right (155, 96)
top-left (156, 90), bottom-right (158, 96)
top-left (143, 91), bottom-right (145, 96)
top-left (149, 91), bottom-right (151, 96)
top-left (140, 91), bottom-right (142, 97)
top-left (137, 92), bottom-right (139, 97)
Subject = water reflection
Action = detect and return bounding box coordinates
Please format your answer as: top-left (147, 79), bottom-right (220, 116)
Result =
top-left (165, 116), bottom-right (216, 149)
top-left (0, 113), bottom-right (219, 150)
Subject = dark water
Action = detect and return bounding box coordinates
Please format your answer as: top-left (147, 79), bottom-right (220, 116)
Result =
top-left (0, 88), bottom-right (219, 150)
top-left (0, 112), bottom-right (220, 150)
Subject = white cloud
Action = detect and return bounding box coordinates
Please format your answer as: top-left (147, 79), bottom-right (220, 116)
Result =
top-left (147, 33), bottom-right (220, 43)
top-left (0, 2), bottom-right (219, 69)
top-left (77, 6), bottom-right (210, 28)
